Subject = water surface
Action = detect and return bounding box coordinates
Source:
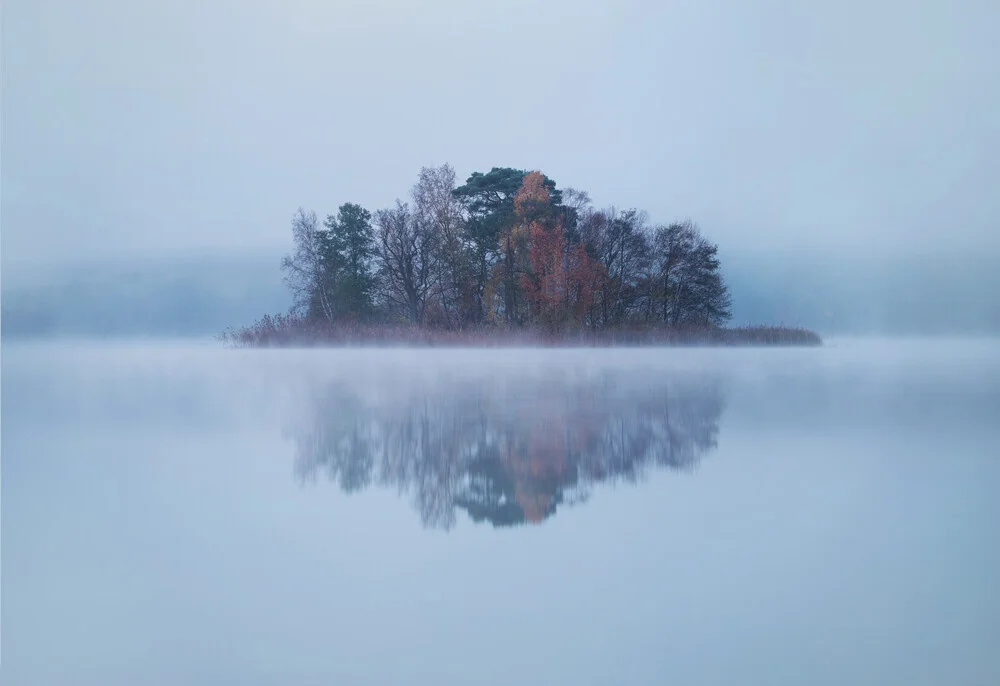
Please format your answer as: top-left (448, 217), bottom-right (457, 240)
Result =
top-left (3, 340), bottom-right (999, 684)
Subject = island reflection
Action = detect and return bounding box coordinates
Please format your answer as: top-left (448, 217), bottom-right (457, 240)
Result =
top-left (286, 370), bottom-right (725, 529)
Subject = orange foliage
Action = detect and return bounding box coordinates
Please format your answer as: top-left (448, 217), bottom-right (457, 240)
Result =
top-left (521, 220), bottom-right (566, 319)
top-left (514, 171), bottom-right (550, 220)
top-left (511, 170), bottom-right (608, 326)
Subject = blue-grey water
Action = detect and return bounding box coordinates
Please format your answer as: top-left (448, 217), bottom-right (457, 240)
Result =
top-left (3, 340), bottom-right (999, 685)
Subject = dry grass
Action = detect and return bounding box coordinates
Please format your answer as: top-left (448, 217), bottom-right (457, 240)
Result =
top-left (218, 314), bottom-right (821, 348)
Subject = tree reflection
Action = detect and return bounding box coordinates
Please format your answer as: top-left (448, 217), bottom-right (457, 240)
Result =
top-left (287, 370), bottom-right (724, 529)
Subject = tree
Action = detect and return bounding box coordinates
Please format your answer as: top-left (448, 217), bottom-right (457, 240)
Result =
top-left (280, 208), bottom-right (335, 323)
top-left (323, 203), bottom-right (377, 321)
top-left (565, 242), bottom-right (607, 326)
top-left (410, 164), bottom-right (470, 327)
top-left (651, 221), bottom-right (731, 326)
top-left (375, 200), bottom-right (438, 325)
top-left (517, 174), bottom-right (607, 329)
top-left (560, 187), bottom-right (592, 245)
top-left (275, 164), bottom-right (732, 335)
top-left (452, 167), bottom-right (562, 224)
top-left (581, 207), bottom-right (653, 326)
top-left (453, 167), bottom-right (565, 324)
top-left (521, 215), bottom-right (566, 325)
top-left (514, 172), bottom-right (564, 325)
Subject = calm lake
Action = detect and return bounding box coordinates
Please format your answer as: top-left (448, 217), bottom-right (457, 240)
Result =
top-left (3, 339), bottom-right (999, 685)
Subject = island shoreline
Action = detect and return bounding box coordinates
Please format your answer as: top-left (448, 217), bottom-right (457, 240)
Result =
top-left (219, 316), bottom-right (821, 348)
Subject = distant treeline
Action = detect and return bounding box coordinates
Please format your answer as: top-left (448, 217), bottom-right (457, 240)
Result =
top-left (224, 165), bottom-right (819, 346)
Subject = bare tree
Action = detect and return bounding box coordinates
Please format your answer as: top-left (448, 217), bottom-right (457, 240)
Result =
top-left (582, 207), bottom-right (652, 325)
top-left (280, 208), bottom-right (333, 322)
top-left (561, 188), bottom-right (592, 215)
top-left (652, 221), bottom-right (695, 324)
top-left (375, 201), bottom-right (439, 325)
top-left (411, 164), bottom-right (468, 326)
top-left (652, 221), bottom-right (731, 326)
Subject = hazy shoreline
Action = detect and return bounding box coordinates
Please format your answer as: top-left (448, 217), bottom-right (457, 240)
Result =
top-left (218, 316), bottom-right (822, 348)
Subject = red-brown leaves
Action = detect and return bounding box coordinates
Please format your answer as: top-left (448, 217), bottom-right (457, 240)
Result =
top-left (512, 171), bottom-right (607, 327)
top-left (521, 220), bottom-right (566, 319)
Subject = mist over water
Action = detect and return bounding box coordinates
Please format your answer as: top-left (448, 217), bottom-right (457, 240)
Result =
top-left (6, 0), bottom-right (998, 682)
top-left (3, 339), bottom-right (1000, 684)
top-left (4, 251), bottom-right (999, 338)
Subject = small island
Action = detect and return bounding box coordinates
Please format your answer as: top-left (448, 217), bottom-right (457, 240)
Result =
top-left (221, 165), bottom-right (820, 347)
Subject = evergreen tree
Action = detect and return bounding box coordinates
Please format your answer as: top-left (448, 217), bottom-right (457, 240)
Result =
top-left (278, 165), bottom-right (733, 334)
top-left (323, 203), bottom-right (377, 321)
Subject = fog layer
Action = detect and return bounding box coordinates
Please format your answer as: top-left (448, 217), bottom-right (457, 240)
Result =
top-left (4, 0), bottom-right (998, 267)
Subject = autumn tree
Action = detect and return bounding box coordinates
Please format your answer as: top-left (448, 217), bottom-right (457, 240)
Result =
top-left (516, 173), bottom-right (607, 329)
top-left (453, 167), bottom-right (565, 324)
top-left (484, 171), bottom-right (542, 324)
top-left (558, 191), bottom-right (608, 326)
top-left (522, 219), bottom-right (566, 325)
top-left (516, 173), bottom-right (562, 324)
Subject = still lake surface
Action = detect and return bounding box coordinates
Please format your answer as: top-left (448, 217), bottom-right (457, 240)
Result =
top-left (3, 339), bottom-right (999, 685)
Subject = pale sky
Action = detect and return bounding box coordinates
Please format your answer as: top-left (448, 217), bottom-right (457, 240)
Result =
top-left (3, 0), bottom-right (998, 269)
